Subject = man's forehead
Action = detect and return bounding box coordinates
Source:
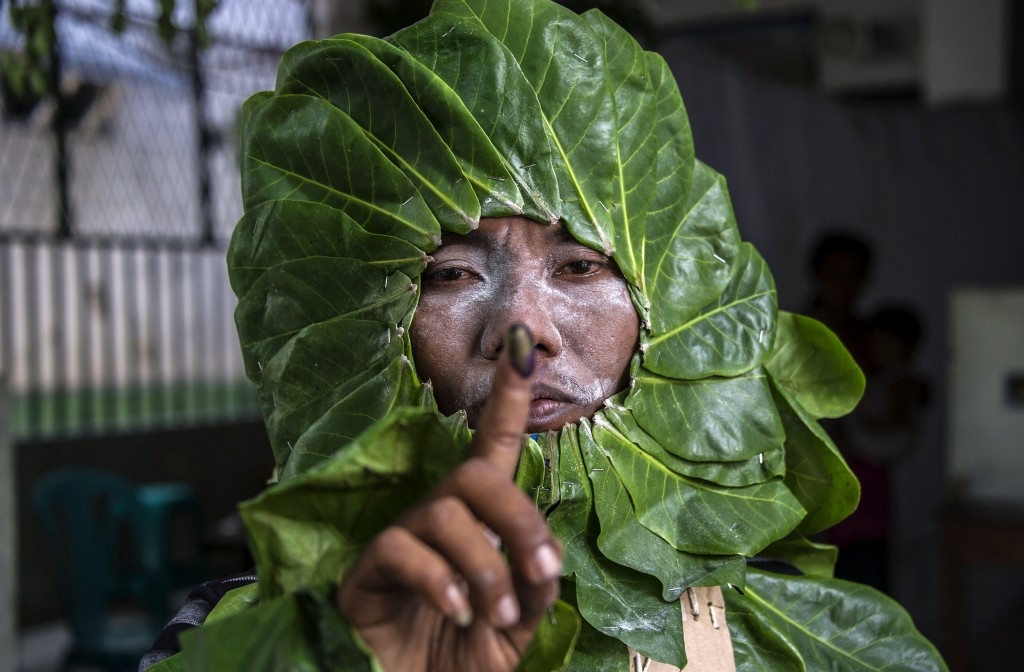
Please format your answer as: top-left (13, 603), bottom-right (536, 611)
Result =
top-left (438, 217), bottom-right (583, 250)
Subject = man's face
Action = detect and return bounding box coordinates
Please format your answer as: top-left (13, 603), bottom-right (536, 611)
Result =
top-left (411, 216), bottom-right (639, 433)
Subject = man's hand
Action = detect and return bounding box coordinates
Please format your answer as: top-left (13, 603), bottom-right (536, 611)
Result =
top-left (336, 325), bottom-right (563, 671)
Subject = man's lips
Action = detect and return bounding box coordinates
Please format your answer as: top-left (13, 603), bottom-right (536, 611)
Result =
top-left (527, 382), bottom-right (591, 430)
top-left (458, 377), bottom-right (598, 432)
top-left (530, 381), bottom-right (578, 404)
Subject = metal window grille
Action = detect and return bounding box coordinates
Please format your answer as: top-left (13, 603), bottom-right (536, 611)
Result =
top-left (0, 0), bottom-right (312, 439)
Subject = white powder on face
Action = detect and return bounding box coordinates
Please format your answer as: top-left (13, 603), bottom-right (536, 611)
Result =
top-left (412, 217), bottom-right (639, 429)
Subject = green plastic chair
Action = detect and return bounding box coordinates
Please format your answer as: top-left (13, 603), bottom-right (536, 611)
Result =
top-left (32, 468), bottom-right (204, 671)
top-left (135, 481), bottom-right (209, 621)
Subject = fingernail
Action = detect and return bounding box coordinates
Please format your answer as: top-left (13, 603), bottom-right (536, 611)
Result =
top-left (493, 594), bottom-right (519, 627)
top-left (446, 584), bottom-right (472, 627)
top-left (532, 544), bottom-right (561, 582)
top-left (506, 324), bottom-right (534, 378)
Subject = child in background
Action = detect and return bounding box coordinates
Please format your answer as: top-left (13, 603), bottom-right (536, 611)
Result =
top-left (832, 304), bottom-right (930, 593)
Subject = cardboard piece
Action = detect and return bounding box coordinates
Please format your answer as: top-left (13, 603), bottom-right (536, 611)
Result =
top-left (628, 586), bottom-right (736, 672)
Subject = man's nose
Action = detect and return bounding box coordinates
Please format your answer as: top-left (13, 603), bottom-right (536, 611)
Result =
top-left (480, 282), bottom-right (563, 360)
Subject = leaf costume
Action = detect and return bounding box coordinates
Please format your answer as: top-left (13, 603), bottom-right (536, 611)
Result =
top-left (163, 0), bottom-right (948, 669)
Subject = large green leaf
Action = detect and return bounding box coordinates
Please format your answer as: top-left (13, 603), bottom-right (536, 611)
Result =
top-left (234, 258), bottom-right (415, 382)
top-left (563, 604), bottom-right (630, 672)
top-left (179, 588), bottom-right (374, 672)
top-left (547, 427), bottom-right (591, 578)
top-left (335, 34), bottom-right (527, 217)
top-left (516, 431), bottom-right (561, 515)
top-left (428, 0), bottom-right (619, 255)
top-left (726, 569), bottom-right (948, 672)
top-left (241, 408), bottom-right (463, 597)
top-left (515, 599), bottom-right (581, 672)
top-left (765, 311), bottom-right (864, 419)
top-left (756, 534), bottom-right (838, 579)
top-left (583, 425), bottom-right (747, 600)
top-left (274, 38), bottom-right (484, 233)
top-left (643, 160), bottom-right (740, 334)
top-left (577, 9), bottom-right (695, 289)
top-left (571, 517), bottom-right (685, 667)
top-left (228, 200), bottom-right (427, 296)
top-left (254, 319), bottom-right (414, 475)
top-left (603, 403), bottom-right (785, 488)
top-left (626, 365), bottom-right (784, 464)
top-left (591, 414), bottom-right (804, 556)
top-left (240, 92), bottom-right (441, 250)
top-left (228, 191), bottom-right (426, 476)
top-left (642, 242), bottom-right (777, 379)
top-left (769, 379), bottom-right (860, 536)
top-left (391, 11), bottom-right (562, 225)
top-left (548, 425), bottom-right (684, 667)
top-left (276, 352), bottom-right (421, 480)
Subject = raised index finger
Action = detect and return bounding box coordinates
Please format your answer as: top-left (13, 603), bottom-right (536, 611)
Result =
top-left (469, 323), bottom-right (535, 476)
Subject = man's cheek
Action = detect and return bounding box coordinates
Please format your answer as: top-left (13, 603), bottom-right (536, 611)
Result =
top-left (451, 370), bottom-right (495, 421)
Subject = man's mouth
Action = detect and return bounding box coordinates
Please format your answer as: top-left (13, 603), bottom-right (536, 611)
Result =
top-left (527, 382), bottom-right (591, 431)
top-left (456, 374), bottom-right (604, 433)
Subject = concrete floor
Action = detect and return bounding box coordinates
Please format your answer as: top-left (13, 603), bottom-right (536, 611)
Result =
top-left (17, 615), bottom-right (155, 672)
top-left (19, 621), bottom-right (73, 672)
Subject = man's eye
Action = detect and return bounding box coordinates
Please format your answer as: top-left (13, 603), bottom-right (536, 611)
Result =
top-left (426, 267), bottom-right (467, 283)
top-left (565, 260), bottom-right (595, 275)
top-left (438, 268), bottom-right (464, 281)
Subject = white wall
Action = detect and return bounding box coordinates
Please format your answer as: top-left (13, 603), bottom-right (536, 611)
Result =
top-left (923, 0), bottom-right (1011, 104)
top-left (948, 289), bottom-right (1024, 506)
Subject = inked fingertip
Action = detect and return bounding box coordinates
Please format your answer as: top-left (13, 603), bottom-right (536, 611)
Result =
top-left (506, 324), bottom-right (535, 378)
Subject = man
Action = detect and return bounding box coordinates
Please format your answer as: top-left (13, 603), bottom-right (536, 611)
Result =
top-left (141, 0), bottom-right (946, 670)
top-left (335, 216), bottom-right (654, 670)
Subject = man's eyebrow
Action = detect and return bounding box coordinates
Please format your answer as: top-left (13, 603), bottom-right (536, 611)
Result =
top-left (437, 221), bottom-right (591, 252)
top-left (438, 228), bottom-right (487, 247)
top-left (548, 224), bottom-right (609, 255)
top-left (535, 221), bottom-right (595, 248)
top-left (544, 223), bottom-right (573, 242)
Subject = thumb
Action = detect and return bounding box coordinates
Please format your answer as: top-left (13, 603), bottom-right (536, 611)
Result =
top-left (468, 324), bottom-right (535, 477)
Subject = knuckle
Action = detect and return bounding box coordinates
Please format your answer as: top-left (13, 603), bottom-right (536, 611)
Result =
top-left (451, 457), bottom-right (496, 487)
top-left (491, 425), bottom-right (524, 446)
top-left (466, 564), bottom-right (506, 594)
top-left (422, 565), bottom-right (458, 597)
top-left (463, 456), bottom-right (494, 476)
top-left (423, 495), bottom-right (465, 527)
top-left (506, 506), bottom-right (545, 535)
top-left (505, 510), bottom-right (550, 551)
top-left (368, 525), bottom-right (411, 559)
